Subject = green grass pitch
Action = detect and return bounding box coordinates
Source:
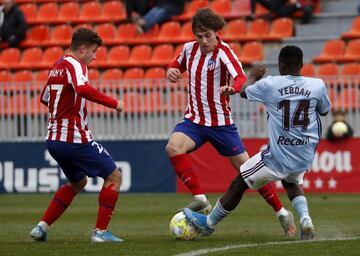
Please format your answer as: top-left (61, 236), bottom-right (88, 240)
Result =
top-left (1, 193), bottom-right (359, 256)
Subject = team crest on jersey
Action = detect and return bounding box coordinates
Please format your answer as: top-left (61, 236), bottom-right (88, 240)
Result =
top-left (207, 58), bottom-right (216, 71)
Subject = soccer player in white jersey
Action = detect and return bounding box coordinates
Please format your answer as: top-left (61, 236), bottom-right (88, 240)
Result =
top-left (30, 28), bottom-right (125, 242)
top-left (166, 8), bottom-right (297, 236)
top-left (184, 45), bottom-right (331, 240)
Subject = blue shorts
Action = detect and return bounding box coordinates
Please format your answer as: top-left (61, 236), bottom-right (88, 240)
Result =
top-left (46, 140), bottom-right (117, 183)
top-left (172, 119), bottom-right (246, 156)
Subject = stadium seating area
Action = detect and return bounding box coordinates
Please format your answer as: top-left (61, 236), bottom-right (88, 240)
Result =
top-left (0, 0), bottom-right (359, 117)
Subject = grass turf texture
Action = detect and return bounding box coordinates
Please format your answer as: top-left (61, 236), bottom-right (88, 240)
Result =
top-left (0, 193), bottom-right (359, 256)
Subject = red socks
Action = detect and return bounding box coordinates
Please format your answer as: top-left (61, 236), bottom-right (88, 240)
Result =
top-left (95, 186), bottom-right (119, 230)
top-left (257, 182), bottom-right (283, 212)
top-left (170, 154), bottom-right (203, 196)
top-left (41, 184), bottom-right (76, 225)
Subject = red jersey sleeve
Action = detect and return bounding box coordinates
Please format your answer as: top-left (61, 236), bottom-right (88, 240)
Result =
top-left (65, 59), bottom-right (118, 109)
top-left (167, 45), bottom-right (187, 73)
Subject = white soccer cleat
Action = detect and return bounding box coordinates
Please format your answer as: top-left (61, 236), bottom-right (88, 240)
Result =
top-left (183, 198), bottom-right (212, 214)
top-left (300, 218), bottom-right (315, 240)
top-left (30, 225), bottom-right (48, 242)
top-left (91, 230), bottom-right (124, 243)
top-left (278, 210), bottom-right (297, 237)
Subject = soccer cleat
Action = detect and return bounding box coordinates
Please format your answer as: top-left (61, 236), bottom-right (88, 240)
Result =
top-left (183, 198), bottom-right (212, 214)
top-left (300, 218), bottom-right (315, 240)
top-left (30, 225), bottom-right (47, 242)
top-left (278, 210), bottom-right (297, 237)
top-left (183, 208), bottom-right (215, 236)
top-left (91, 230), bottom-right (124, 243)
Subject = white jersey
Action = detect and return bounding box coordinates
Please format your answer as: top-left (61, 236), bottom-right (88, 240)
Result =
top-left (170, 40), bottom-right (247, 126)
top-left (246, 75), bottom-right (331, 173)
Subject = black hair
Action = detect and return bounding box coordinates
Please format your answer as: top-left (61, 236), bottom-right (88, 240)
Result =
top-left (70, 28), bottom-right (102, 51)
top-left (278, 45), bottom-right (303, 70)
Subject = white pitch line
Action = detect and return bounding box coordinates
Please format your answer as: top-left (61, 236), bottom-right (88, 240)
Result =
top-left (174, 236), bottom-right (360, 256)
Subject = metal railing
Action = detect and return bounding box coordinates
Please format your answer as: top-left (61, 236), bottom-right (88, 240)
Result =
top-left (0, 77), bottom-right (359, 141)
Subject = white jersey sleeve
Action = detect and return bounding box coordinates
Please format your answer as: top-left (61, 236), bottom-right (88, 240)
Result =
top-left (245, 76), bottom-right (272, 103)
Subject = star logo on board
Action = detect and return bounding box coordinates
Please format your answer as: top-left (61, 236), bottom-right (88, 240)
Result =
top-left (314, 178), bottom-right (323, 188)
top-left (303, 178), bottom-right (310, 189)
top-left (328, 178), bottom-right (337, 189)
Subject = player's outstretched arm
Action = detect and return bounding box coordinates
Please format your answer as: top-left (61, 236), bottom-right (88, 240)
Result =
top-left (166, 68), bottom-right (182, 83)
top-left (76, 84), bottom-right (119, 110)
top-left (240, 65), bottom-right (266, 98)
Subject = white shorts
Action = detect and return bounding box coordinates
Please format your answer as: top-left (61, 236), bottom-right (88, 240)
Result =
top-left (240, 152), bottom-right (305, 190)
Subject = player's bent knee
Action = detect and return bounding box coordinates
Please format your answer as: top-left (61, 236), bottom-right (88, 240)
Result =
top-left (165, 141), bottom-right (184, 156)
top-left (106, 168), bottom-right (122, 186)
top-left (70, 177), bottom-right (87, 193)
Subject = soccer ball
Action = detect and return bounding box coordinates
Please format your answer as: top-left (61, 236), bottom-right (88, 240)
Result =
top-left (332, 121), bottom-right (348, 138)
top-left (169, 211), bottom-right (198, 240)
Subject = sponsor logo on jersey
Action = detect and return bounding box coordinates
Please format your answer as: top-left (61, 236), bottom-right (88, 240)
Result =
top-left (277, 135), bottom-right (310, 146)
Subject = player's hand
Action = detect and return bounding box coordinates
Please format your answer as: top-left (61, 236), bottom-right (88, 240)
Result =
top-left (116, 100), bottom-right (124, 112)
top-left (220, 86), bottom-right (235, 95)
top-left (166, 68), bottom-right (182, 83)
top-left (249, 65), bottom-right (266, 81)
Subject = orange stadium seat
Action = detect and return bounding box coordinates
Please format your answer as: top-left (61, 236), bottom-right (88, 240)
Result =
top-left (19, 3), bottom-right (37, 23)
top-left (13, 70), bottom-right (34, 92)
top-left (313, 39), bottom-right (346, 63)
top-left (20, 25), bottom-right (50, 47)
top-left (340, 63), bottom-right (360, 85)
top-left (116, 23), bottom-right (137, 43)
top-left (239, 41), bottom-right (263, 65)
top-left (96, 23), bottom-right (117, 45)
top-left (178, 21), bottom-right (194, 42)
top-left (36, 3), bottom-right (58, 23)
top-left (175, 0), bottom-right (208, 20)
top-left (128, 45), bottom-right (152, 66)
top-left (228, 42), bottom-right (241, 59)
top-left (124, 67), bottom-right (145, 79)
top-left (100, 1), bottom-right (126, 22)
top-left (47, 24), bottom-right (72, 46)
top-left (317, 63), bottom-right (339, 86)
top-left (336, 39), bottom-right (360, 63)
top-left (88, 69), bottom-right (100, 81)
top-left (90, 46), bottom-right (107, 68)
top-left (246, 19), bottom-right (270, 41)
top-left (107, 45), bottom-right (130, 67)
top-left (157, 21), bottom-right (181, 43)
top-left (35, 70), bottom-right (49, 84)
top-left (145, 67), bottom-right (166, 79)
top-left (150, 44), bottom-right (174, 66)
top-left (145, 67), bottom-right (166, 89)
top-left (301, 63), bottom-right (316, 77)
top-left (264, 18), bottom-right (293, 41)
top-left (102, 68), bottom-right (124, 81)
top-left (0, 48), bottom-right (21, 69)
top-left (0, 70), bottom-right (12, 83)
top-left (211, 0), bottom-right (232, 16)
top-left (78, 1), bottom-right (101, 23)
top-left (57, 2), bottom-right (80, 23)
top-left (223, 19), bottom-right (247, 41)
top-left (18, 47), bottom-right (43, 69)
top-left (341, 16), bottom-right (360, 40)
top-left (41, 47), bottom-right (65, 68)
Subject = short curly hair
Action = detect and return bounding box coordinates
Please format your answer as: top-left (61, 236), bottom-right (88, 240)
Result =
top-left (70, 28), bottom-right (102, 51)
top-left (192, 8), bottom-right (226, 33)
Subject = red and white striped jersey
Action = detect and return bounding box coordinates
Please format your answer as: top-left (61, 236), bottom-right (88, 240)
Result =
top-left (39, 55), bottom-right (118, 143)
top-left (168, 39), bottom-right (247, 126)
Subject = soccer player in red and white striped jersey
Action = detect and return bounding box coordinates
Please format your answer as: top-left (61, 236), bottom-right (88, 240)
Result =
top-left (31, 28), bottom-right (124, 242)
top-left (165, 8), bottom-right (296, 236)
